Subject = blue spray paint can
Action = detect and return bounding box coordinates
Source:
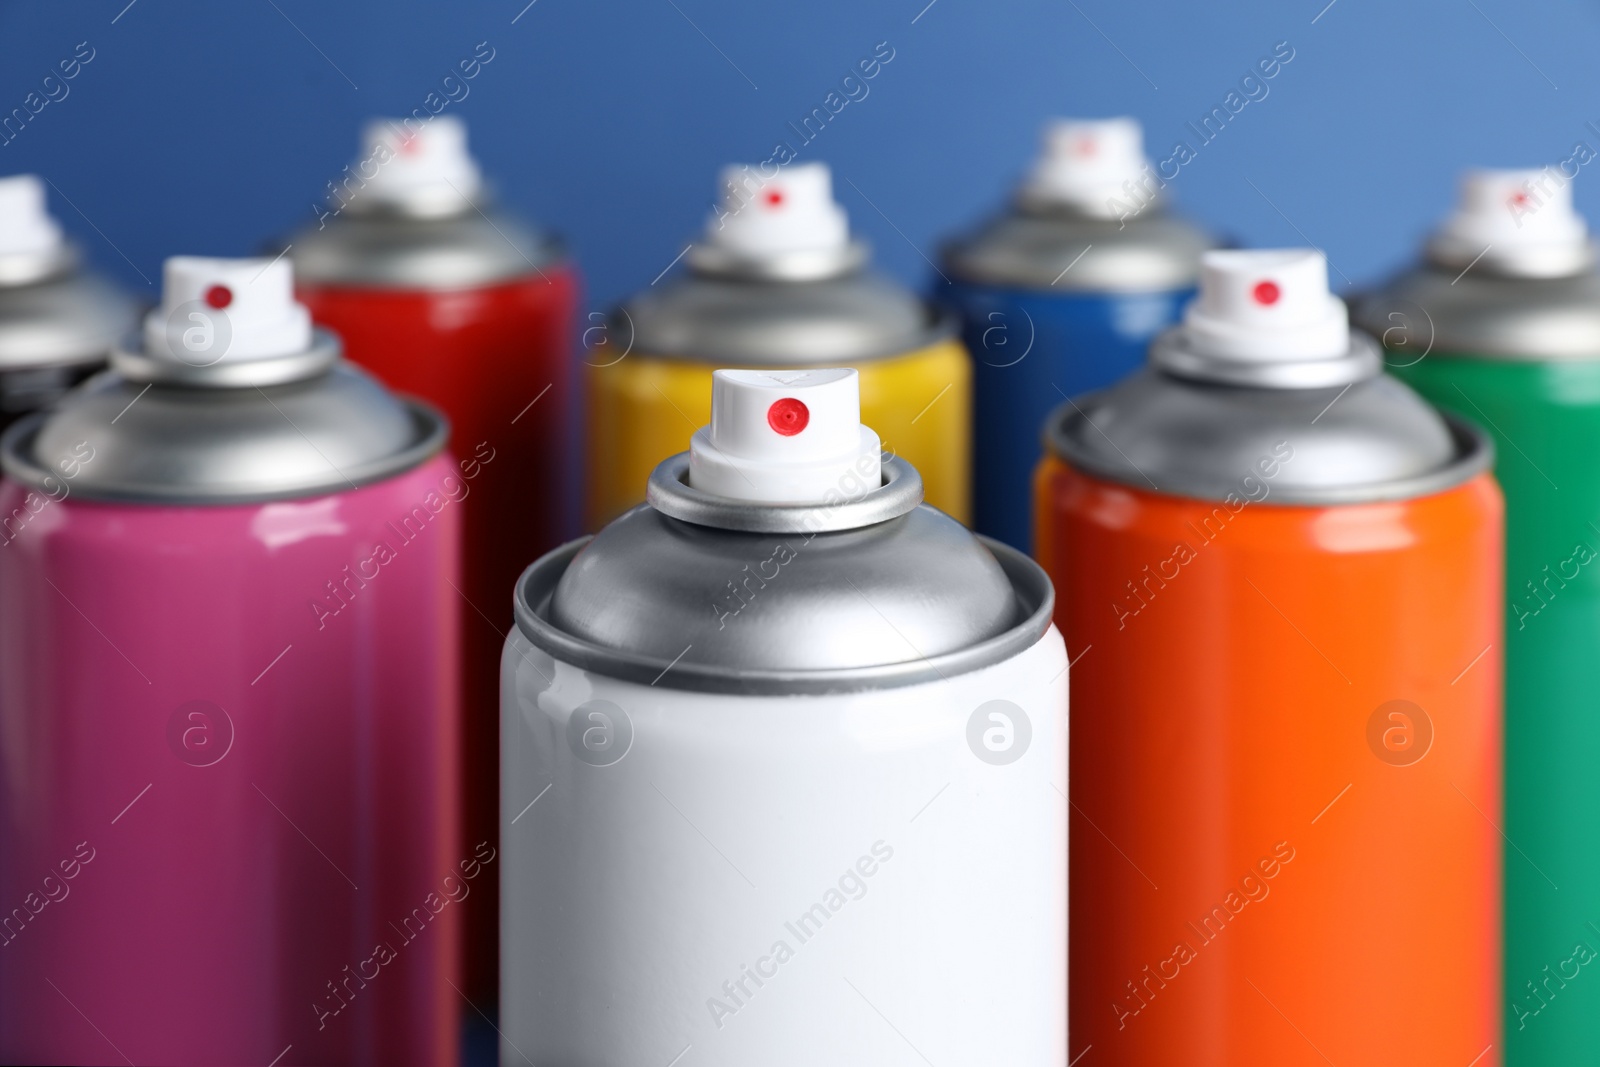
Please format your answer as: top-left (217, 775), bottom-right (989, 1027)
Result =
top-left (942, 118), bottom-right (1212, 550)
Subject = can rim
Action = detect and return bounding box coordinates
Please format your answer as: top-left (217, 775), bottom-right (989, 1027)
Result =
top-left (512, 532), bottom-right (1057, 695)
top-left (645, 452), bottom-right (923, 533)
top-left (1045, 406), bottom-right (1495, 506)
top-left (109, 331), bottom-right (341, 387)
top-left (0, 391), bottom-right (449, 506)
top-left (1151, 329), bottom-right (1384, 389)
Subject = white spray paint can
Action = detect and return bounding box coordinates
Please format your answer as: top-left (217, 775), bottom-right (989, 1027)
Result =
top-left (502, 367), bottom-right (1067, 1066)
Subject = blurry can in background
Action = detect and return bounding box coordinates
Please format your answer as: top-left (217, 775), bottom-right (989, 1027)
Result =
top-left (1360, 168), bottom-right (1600, 1061)
top-left (0, 174), bottom-right (136, 434)
top-left (584, 161), bottom-right (969, 528)
top-left (943, 118), bottom-right (1211, 550)
top-left (509, 368), bottom-right (1063, 1066)
top-left (0, 257), bottom-right (462, 1066)
top-left (291, 116), bottom-right (577, 1006)
top-left (1039, 250), bottom-right (1501, 1064)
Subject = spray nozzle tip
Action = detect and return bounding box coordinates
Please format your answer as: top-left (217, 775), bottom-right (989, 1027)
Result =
top-left (0, 174), bottom-right (64, 259)
top-left (688, 367), bottom-right (881, 503)
top-left (144, 255), bottom-right (312, 365)
top-left (1023, 117), bottom-right (1150, 209)
top-left (350, 115), bottom-right (482, 211)
top-left (1181, 248), bottom-right (1348, 362)
top-left (704, 162), bottom-right (850, 260)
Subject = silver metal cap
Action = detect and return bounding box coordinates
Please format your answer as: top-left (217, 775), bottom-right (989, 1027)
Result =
top-left (1356, 262), bottom-right (1600, 362)
top-left (614, 264), bottom-right (952, 366)
top-left (513, 454), bottom-right (1055, 693)
top-left (0, 253), bottom-right (138, 372)
top-left (1046, 366), bottom-right (1492, 505)
top-left (288, 199), bottom-right (562, 291)
top-left (0, 330), bottom-right (447, 504)
top-left (943, 204), bottom-right (1212, 292)
top-left (1426, 234), bottom-right (1596, 279)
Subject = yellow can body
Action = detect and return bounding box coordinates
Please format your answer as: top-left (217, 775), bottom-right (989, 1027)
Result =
top-left (584, 338), bottom-right (971, 530)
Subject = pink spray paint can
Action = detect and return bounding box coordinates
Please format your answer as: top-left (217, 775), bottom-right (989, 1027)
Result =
top-left (0, 256), bottom-right (468, 1066)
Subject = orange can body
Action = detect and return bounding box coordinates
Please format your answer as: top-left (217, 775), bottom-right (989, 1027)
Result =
top-left (1037, 457), bottom-right (1503, 1065)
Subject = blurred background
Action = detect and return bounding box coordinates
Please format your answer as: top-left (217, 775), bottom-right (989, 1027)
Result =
top-left (0, 0), bottom-right (1594, 314)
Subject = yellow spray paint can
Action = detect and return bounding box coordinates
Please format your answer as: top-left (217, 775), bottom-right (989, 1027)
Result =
top-left (584, 162), bottom-right (969, 528)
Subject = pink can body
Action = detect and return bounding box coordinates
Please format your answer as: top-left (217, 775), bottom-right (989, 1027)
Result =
top-left (0, 454), bottom-right (465, 1067)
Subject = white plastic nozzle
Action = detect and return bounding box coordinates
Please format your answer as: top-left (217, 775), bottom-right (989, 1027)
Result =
top-left (705, 162), bottom-right (850, 259)
top-left (688, 368), bottom-right (882, 503)
top-left (353, 115), bottom-right (482, 208)
top-left (1182, 249), bottom-right (1348, 362)
top-left (1434, 167), bottom-right (1587, 254)
top-left (143, 256), bottom-right (313, 365)
top-left (1023, 117), bottom-right (1151, 208)
top-left (0, 175), bottom-right (64, 259)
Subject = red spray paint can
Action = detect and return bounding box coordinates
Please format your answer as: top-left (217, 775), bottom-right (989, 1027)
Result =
top-left (290, 116), bottom-right (577, 1005)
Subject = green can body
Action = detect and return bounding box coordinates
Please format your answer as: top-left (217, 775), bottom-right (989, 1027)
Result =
top-left (1392, 353), bottom-right (1600, 1055)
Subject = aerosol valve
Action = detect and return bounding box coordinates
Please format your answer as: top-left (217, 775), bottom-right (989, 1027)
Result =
top-left (1182, 249), bottom-right (1348, 363)
top-left (1023, 117), bottom-right (1151, 210)
top-left (351, 114), bottom-right (483, 210)
top-left (689, 367), bottom-right (882, 503)
top-left (143, 256), bottom-right (312, 365)
top-left (704, 162), bottom-right (850, 260)
top-left (1430, 167), bottom-right (1588, 267)
top-left (0, 174), bottom-right (64, 258)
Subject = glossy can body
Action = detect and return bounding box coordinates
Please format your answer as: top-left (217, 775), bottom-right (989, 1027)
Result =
top-left (583, 337), bottom-right (968, 527)
top-left (0, 455), bottom-right (462, 1066)
top-left (299, 267), bottom-right (577, 1003)
top-left (500, 622), bottom-right (1065, 1066)
top-left (950, 282), bottom-right (1192, 549)
top-left (1037, 457), bottom-right (1502, 1064)
top-left (1394, 355), bottom-right (1600, 1054)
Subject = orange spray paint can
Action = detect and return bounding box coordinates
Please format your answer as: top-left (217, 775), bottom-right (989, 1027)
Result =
top-left (1036, 249), bottom-right (1503, 1064)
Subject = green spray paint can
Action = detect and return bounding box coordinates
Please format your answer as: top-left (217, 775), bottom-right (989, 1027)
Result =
top-left (1360, 166), bottom-right (1600, 1061)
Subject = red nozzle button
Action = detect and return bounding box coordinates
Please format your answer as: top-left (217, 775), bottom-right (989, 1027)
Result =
top-left (767, 397), bottom-right (809, 436)
top-left (205, 285), bottom-right (233, 309)
top-left (1252, 280), bottom-right (1281, 306)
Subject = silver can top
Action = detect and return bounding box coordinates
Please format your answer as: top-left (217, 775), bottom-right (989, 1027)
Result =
top-left (613, 161), bottom-right (950, 364)
top-left (942, 118), bottom-right (1213, 292)
top-left (0, 254), bottom-right (139, 372)
top-left (289, 200), bottom-right (561, 290)
top-left (1048, 249), bottom-right (1492, 505)
top-left (0, 174), bottom-right (139, 372)
top-left (1356, 266), bottom-right (1600, 362)
top-left (288, 117), bottom-right (561, 289)
top-left (1357, 166), bottom-right (1600, 361)
top-left (1, 255), bottom-right (445, 504)
top-left (614, 261), bottom-right (952, 365)
top-left (514, 368), bottom-right (1053, 693)
top-left (943, 207), bottom-right (1212, 293)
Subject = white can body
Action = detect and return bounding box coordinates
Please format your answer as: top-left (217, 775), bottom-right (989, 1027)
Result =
top-left (501, 626), bottom-right (1068, 1067)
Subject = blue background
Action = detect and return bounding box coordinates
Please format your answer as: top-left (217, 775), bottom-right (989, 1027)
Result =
top-left (0, 0), bottom-right (1594, 314)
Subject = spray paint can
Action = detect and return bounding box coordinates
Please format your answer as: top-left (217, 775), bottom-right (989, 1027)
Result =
top-left (291, 116), bottom-right (576, 1004)
top-left (0, 174), bottom-right (136, 435)
top-left (507, 368), bottom-right (1064, 1065)
top-left (0, 257), bottom-right (463, 1066)
top-left (943, 117), bottom-right (1212, 550)
top-left (1038, 250), bottom-right (1502, 1063)
top-left (585, 161), bottom-right (969, 528)
top-left (1358, 168), bottom-right (1599, 1061)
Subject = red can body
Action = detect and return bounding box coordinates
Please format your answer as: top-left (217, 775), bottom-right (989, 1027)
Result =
top-left (299, 268), bottom-right (578, 1003)
top-left (1037, 457), bottom-right (1503, 1065)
